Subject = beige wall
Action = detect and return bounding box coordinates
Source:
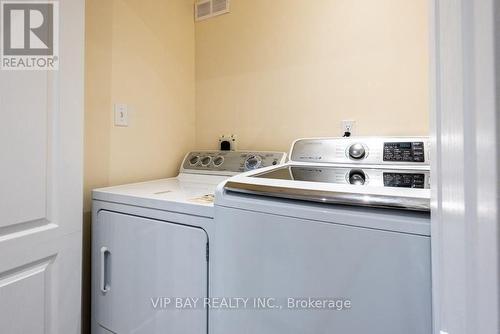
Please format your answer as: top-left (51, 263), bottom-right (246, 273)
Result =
top-left (84, 0), bottom-right (195, 213)
top-left (195, 0), bottom-right (429, 152)
top-left (83, 1), bottom-right (195, 332)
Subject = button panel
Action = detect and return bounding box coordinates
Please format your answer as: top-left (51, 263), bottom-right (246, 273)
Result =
top-left (383, 172), bottom-right (426, 188)
top-left (182, 151), bottom-right (287, 174)
top-left (383, 142), bottom-right (425, 162)
top-left (290, 137), bottom-right (429, 165)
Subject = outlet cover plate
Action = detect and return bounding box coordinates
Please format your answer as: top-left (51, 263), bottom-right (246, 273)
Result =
top-left (341, 120), bottom-right (355, 135)
top-left (219, 134), bottom-right (237, 151)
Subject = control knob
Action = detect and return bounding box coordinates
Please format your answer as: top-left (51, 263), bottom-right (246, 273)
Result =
top-left (348, 143), bottom-right (366, 160)
top-left (189, 155), bottom-right (200, 166)
top-left (213, 156), bottom-right (224, 167)
top-left (245, 155), bottom-right (262, 170)
top-left (348, 169), bottom-right (366, 185)
top-left (201, 156), bottom-right (212, 167)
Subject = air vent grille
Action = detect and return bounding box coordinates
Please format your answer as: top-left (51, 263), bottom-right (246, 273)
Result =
top-left (195, 0), bottom-right (211, 21)
top-left (195, 0), bottom-right (230, 21)
top-left (212, 0), bottom-right (228, 13)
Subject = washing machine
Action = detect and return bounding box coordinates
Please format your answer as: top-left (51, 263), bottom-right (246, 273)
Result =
top-left (91, 150), bottom-right (286, 334)
top-left (212, 137), bottom-right (432, 334)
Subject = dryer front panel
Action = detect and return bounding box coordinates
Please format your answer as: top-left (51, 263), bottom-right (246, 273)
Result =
top-left (92, 210), bottom-right (208, 334)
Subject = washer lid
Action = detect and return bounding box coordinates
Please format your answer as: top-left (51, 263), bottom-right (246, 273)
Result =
top-left (223, 164), bottom-right (431, 212)
top-left (251, 165), bottom-right (430, 189)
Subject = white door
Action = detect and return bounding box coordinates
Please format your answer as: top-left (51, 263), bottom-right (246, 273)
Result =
top-left (0, 0), bottom-right (84, 333)
top-left (92, 211), bottom-right (208, 334)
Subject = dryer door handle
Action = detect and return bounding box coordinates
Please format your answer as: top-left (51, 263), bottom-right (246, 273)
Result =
top-left (100, 247), bottom-right (111, 293)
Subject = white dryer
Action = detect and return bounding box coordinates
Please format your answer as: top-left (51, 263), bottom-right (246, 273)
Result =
top-left (91, 150), bottom-right (286, 334)
top-left (212, 137), bottom-right (432, 334)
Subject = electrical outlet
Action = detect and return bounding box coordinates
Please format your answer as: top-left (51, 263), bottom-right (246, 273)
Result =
top-left (114, 104), bottom-right (128, 127)
top-left (341, 120), bottom-right (355, 136)
top-left (440, 331), bottom-right (449, 334)
top-left (219, 134), bottom-right (238, 151)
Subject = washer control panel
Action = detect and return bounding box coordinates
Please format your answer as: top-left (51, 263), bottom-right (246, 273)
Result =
top-left (383, 142), bottom-right (425, 162)
top-left (290, 137), bottom-right (430, 166)
top-left (182, 151), bottom-right (286, 175)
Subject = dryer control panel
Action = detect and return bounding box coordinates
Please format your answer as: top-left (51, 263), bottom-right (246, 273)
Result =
top-left (181, 151), bottom-right (287, 175)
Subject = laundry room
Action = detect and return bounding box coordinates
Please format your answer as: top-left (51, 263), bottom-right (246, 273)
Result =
top-left (0, 1), bottom-right (498, 334)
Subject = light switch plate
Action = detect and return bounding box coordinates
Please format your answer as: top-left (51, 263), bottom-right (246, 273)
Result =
top-left (114, 104), bottom-right (128, 127)
top-left (440, 331), bottom-right (449, 334)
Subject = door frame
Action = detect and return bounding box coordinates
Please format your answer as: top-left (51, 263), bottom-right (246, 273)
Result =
top-left (430, 0), bottom-right (499, 333)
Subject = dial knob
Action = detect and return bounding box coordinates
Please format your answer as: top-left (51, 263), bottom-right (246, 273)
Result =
top-left (201, 156), bottom-right (212, 167)
top-left (348, 169), bottom-right (366, 185)
top-left (189, 155), bottom-right (200, 166)
top-left (348, 143), bottom-right (366, 160)
top-left (245, 155), bottom-right (262, 170)
top-left (213, 156), bottom-right (224, 167)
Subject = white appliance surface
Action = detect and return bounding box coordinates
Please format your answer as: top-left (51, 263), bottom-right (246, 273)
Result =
top-left (212, 202), bottom-right (432, 334)
top-left (93, 173), bottom-right (227, 218)
top-left (94, 211), bottom-right (208, 334)
top-left (92, 150), bottom-right (286, 334)
top-left (212, 137), bottom-right (432, 334)
top-left (223, 137), bottom-right (431, 211)
top-left (93, 150), bottom-right (287, 218)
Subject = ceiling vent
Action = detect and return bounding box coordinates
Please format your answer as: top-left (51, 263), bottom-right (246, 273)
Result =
top-left (195, 0), bottom-right (230, 21)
